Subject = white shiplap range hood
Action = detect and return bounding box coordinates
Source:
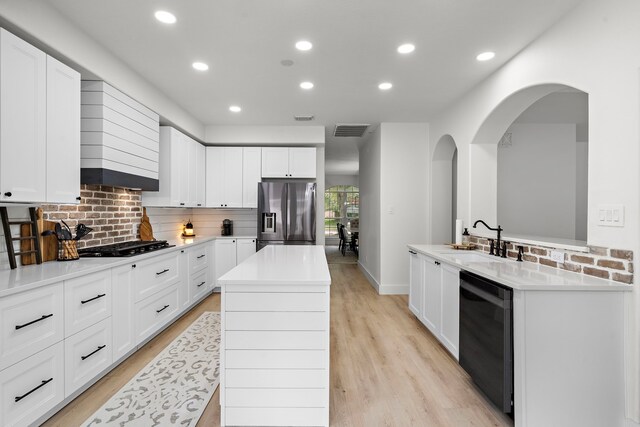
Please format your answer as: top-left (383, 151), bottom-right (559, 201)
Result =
top-left (80, 81), bottom-right (160, 190)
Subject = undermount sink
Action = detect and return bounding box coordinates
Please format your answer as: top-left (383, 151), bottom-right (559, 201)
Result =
top-left (443, 252), bottom-right (506, 264)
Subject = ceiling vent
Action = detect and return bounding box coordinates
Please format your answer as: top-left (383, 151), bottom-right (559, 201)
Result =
top-left (294, 115), bottom-right (314, 121)
top-left (333, 124), bottom-right (370, 138)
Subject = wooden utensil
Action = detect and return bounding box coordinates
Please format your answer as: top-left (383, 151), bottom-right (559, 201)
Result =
top-left (40, 218), bottom-right (59, 263)
top-left (140, 207), bottom-right (154, 241)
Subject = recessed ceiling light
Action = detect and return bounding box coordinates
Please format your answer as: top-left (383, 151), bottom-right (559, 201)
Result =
top-left (300, 81), bottom-right (314, 90)
top-left (378, 82), bottom-right (393, 90)
top-left (229, 105), bottom-right (242, 113)
top-left (295, 40), bottom-right (313, 51)
top-left (476, 51), bottom-right (495, 61)
top-left (397, 43), bottom-right (415, 54)
top-left (192, 62), bottom-right (209, 71)
top-left (154, 10), bottom-right (176, 24)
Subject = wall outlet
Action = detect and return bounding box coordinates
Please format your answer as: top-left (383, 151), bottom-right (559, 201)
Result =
top-left (550, 250), bottom-right (565, 263)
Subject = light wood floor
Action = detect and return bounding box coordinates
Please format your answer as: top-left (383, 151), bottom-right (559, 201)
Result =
top-left (44, 264), bottom-right (513, 427)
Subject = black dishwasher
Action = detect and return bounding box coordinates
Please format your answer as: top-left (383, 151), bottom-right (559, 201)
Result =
top-left (459, 270), bottom-right (514, 415)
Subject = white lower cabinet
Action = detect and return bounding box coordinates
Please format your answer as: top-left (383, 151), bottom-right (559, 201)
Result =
top-left (111, 264), bottom-right (136, 361)
top-left (64, 270), bottom-right (112, 337)
top-left (237, 238), bottom-right (257, 264)
top-left (64, 319), bottom-right (112, 397)
top-left (135, 283), bottom-right (180, 344)
top-left (0, 342), bottom-right (64, 427)
top-left (215, 238), bottom-right (257, 285)
top-left (408, 250), bottom-right (460, 360)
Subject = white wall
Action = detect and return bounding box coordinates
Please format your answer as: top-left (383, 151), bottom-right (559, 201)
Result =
top-left (205, 126), bottom-right (325, 146)
top-left (428, 0), bottom-right (640, 421)
top-left (325, 174), bottom-right (359, 189)
top-left (497, 123), bottom-right (577, 239)
top-left (431, 135), bottom-right (457, 244)
top-left (0, 2), bottom-right (205, 141)
top-left (358, 128), bottom-right (381, 285)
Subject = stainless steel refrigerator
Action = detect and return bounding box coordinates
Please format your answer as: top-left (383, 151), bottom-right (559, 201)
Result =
top-left (257, 182), bottom-right (316, 250)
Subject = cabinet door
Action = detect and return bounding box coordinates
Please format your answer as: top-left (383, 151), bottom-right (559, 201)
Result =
top-left (288, 147), bottom-right (316, 178)
top-left (46, 56), bottom-right (80, 204)
top-left (168, 128), bottom-right (186, 207)
top-left (261, 147), bottom-right (289, 178)
top-left (195, 142), bottom-right (206, 207)
top-left (237, 238), bottom-right (257, 264)
top-left (186, 136), bottom-right (198, 207)
top-left (408, 251), bottom-right (423, 317)
top-left (224, 147), bottom-right (243, 208)
top-left (440, 264), bottom-right (460, 360)
top-left (0, 29), bottom-right (46, 203)
top-left (206, 147), bottom-right (225, 207)
top-left (111, 264), bottom-right (136, 361)
top-left (177, 132), bottom-right (190, 206)
top-left (215, 239), bottom-right (237, 283)
top-left (242, 147), bottom-right (261, 208)
top-left (421, 256), bottom-right (441, 335)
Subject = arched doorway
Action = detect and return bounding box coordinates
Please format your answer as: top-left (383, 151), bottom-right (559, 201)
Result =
top-left (430, 135), bottom-right (458, 244)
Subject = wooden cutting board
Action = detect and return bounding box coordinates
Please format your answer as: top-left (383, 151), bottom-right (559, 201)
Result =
top-left (21, 208), bottom-right (57, 265)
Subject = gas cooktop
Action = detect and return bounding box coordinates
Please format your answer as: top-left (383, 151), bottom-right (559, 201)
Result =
top-left (77, 240), bottom-right (174, 257)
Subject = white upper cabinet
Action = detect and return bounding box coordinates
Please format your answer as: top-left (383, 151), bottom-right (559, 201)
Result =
top-left (142, 127), bottom-right (204, 207)
top-left (0, 28), bottom-right (47, 203)
top-left (46, 56), bottom-right (81, 204)
top-left (242, 147), bottom-right (262, 208)
top-left (262, 147), bottom-right (316, 178)
top-left (195, 143), bottom-right (206, 207)
top-left (206, 147), bottom-right (243, 208)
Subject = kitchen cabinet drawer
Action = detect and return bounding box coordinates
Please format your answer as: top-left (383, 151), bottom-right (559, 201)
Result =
top-left (135, 283), bottom-right (179, 344)
top-left (226, 388), bottom-right (326, 407)
top-left (189, 244), bottom-right (208, 274)
top-left (0, 341), bottom-right (64, 427)
top-left (225, 312), bottom-right (326, 331)
top-left (225, 369), bottom-right (326, 388)
top-left (225, 408), bottom-right (326, 427)
top-left (190, 268), bottom-right (209, 304)
top-left (0, 283), bottom-right (63, 371)
top-left (225, 331), bottom-right (325, 350)
top-left (225, 292), bottom-right (326, 312)
top-left (64, 318), bottom-right (112, 397)
top-left (64, 270), bottom-right (112, 337)
top-left (225, 350), bottom-right (326, 369)
top-left (134, 251), bottom-right (180, 301)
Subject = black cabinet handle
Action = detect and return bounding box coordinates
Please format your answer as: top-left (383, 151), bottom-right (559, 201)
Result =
top-left (409, 250), bottom-right (417, 254)
top-left (4, 191), bottom-right (11, 197)
top-left (156, 304), bottom-right (170, 313)
top-left (197, 254), bottom-right (205, 259)
top-left (156, 269), bottom-right (169, 276)
top-left (81, 345), bottom-right (106, 360)
top-left (197, 204), bottom-right (202, 207)
top-left (435, 261), bottom-right (441, 265)
top-left (81, 294), bottom-right (106, 304)
top-left (15, 313), bottom-right (53, 330)
top-left (15, 378), bottom-right (53, 402)
top-left (198, 281), bottom-right (206, 287)
top-left (180, 202), bottom-right (185, 206)
top-left (232, 240), bottom-right (236, 243)
top-left (76, 196), bottom-right (81, 201)
top-left (132, 264), bottom-right (136, 268)
top-left (181, 250), bottom-right (185, 253)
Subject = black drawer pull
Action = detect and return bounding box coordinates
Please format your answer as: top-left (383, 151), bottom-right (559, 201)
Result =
top-left (81, 294), bottom-right (106, 304)
top-left (156, 269), bottom-right (170, 276)
top-left (15, 378), bottom-right (53, 402)
top-left (15, 313), bottom-right (53, 330)
top-left (435, 261), bottom-right (441, 265)
top-left (198, 281), bottom-right (206, 287)
top-left (409, 250), bottom-right (417, 254)
top-left (197, 254), bottom-right (205, 259)
top-left (81, 345), bottom-right (106, 361)
top-left (156, 304), bottom-right (170, 313)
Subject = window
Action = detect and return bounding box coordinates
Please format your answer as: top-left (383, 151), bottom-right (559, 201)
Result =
top-left (324, 185), bottom-right (359, 237)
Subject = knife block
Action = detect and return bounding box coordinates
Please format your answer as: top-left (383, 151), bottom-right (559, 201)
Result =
top-left (58, 239), bottom-right (79, 261)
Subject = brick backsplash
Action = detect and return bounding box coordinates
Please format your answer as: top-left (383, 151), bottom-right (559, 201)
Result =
top-left (41, 185), bottom-right (142, 248)
top-left (469, 236), bottom-right (634, 284)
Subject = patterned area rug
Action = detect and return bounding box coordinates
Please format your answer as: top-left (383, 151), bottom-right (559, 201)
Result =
top-left (83, 312), bottom-right (220, 427)
top-left (325, 245), bottom-right (358, 264)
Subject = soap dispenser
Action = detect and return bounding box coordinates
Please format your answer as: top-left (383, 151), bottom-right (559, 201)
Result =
top-left (462, 228), bottom-right (470, 245)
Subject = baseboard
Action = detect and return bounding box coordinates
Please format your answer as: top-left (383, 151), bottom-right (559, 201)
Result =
top-left (626, 418), bottom-right (640, 427)
top-left (358, 262), bottom-right (381, 293)
top-left (357, 262), bottom-right (409, 295)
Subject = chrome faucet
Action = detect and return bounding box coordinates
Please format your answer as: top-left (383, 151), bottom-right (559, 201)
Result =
top-left (473, 220), bottom-right (503, 257)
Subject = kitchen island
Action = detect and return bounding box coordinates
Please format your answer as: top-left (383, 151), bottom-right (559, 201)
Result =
top-left (217, 245), bottom-right (331, 427)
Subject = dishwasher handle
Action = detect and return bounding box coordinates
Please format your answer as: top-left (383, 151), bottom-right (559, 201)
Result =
top-left (460, 280), bottom-right (510, 309)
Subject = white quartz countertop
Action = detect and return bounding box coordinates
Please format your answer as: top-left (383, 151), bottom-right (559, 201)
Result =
top-left (0, 234), bottom-right (255, 298)
top-left (408, 244), bottom-right (632, 292)
top-left (218, 245), bottom-right (331, 286)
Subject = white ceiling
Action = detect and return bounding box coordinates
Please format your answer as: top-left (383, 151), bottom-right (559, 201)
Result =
top-left (47, 0), bottom-right (583, 175)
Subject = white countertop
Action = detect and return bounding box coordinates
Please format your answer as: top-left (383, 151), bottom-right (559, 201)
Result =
top-left (0, 235), bottom-right (255, 298)
top-left (218, 245), bottom-right (331, 286)
top-left (408, 244), bottom-right (632, 292)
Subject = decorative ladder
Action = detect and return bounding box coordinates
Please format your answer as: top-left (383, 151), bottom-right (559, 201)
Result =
top-left (0, 207), bottom-right (42, 269)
